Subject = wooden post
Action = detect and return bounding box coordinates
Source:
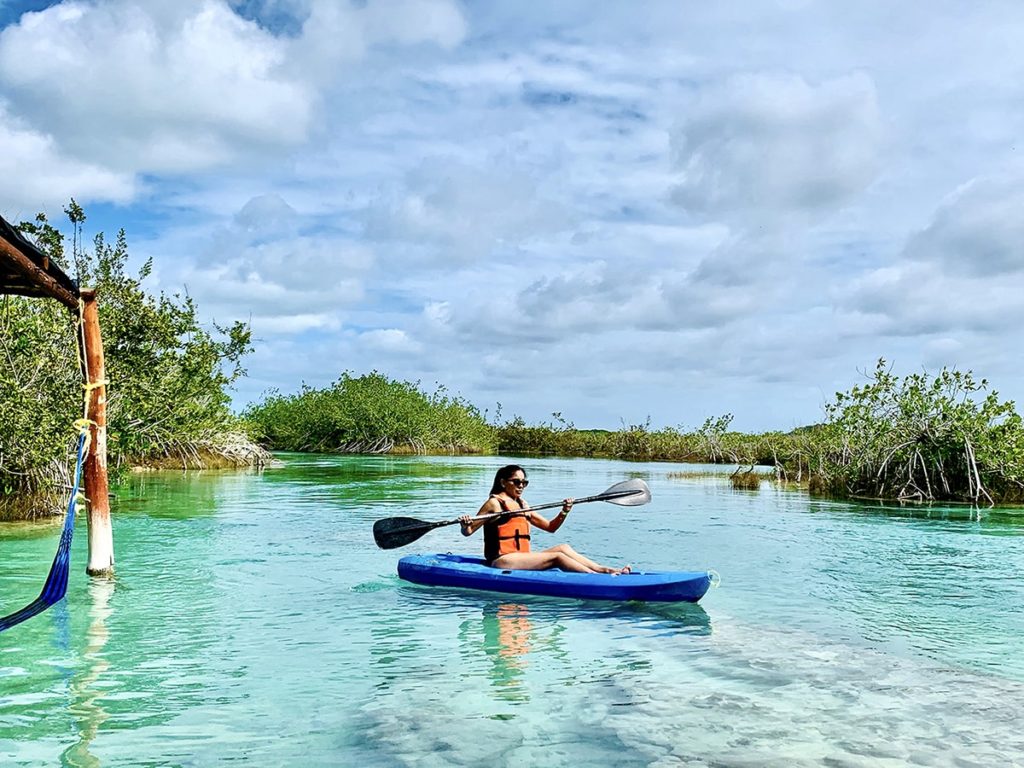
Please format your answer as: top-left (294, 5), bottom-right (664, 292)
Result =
top-left (79, 289), bottom-right (114, 576)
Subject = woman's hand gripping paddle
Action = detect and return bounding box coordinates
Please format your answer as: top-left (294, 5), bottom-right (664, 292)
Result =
top-left (372, 478), bottom-right (651, 550)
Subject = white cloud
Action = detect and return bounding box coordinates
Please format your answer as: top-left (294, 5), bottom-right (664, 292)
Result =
top-left (422, 301), bottom-right (451, 331)
top-left (363, 157), bottom-right (572, 262)
top-left (904, 175), bottom-right (1024, 277)
top-left (428, 44), bottom-right (653, 103)
top-left (671, 72), bottom-right (883, 222)
top-left (287, 0), bottom-right (463, 82)
top-left (254, 312), bottom-right (340, 334)
top-left (233, 193), bottom-right (299, 234)
top-left (830, 173), bottom-right (1024, 346)
top-left (0, 105), bottom-right (135, 211)
top-left (922, 337), bottom-right (964, 369)
top-left (358, 328), bottom-right (421, 354)
top-left (837, 262), bottom-right (1024, 340)
top-left (0, 1), bottom-right (313, 173)
top-left (0, 0), bottom-right (466, 181)
top-left (143, 195), bottom-right (374, 333)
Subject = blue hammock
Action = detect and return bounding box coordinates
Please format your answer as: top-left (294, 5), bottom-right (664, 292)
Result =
top-left (0, 431), bottom-right (88, 633)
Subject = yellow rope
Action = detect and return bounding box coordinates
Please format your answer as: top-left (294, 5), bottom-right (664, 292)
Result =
top-left (73, 417), bottom-right (95, 436)
top-left (75, 296), bottom-right (107, 422)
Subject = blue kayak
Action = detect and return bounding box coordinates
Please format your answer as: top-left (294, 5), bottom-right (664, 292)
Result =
top-left (397, 553), bottom-right (714, 603)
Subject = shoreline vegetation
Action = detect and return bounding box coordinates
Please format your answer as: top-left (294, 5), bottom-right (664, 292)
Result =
top-left (244, 362), bottom-right (1024, 508)
top-left (3, 208), bottom-right (1024, 519)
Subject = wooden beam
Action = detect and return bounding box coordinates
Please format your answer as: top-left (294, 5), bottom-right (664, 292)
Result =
top-left (79, 289), bottom-right (114, 577)
top-left (0, 233), bottom-right (78, 309)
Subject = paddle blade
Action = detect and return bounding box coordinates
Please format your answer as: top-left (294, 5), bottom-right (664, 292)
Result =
top-left (373, 516), bottom-right (435, 550)
top-left (600, 479), bottom-right (652, 506)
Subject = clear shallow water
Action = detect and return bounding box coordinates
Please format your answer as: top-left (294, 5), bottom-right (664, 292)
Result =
top-left (1, 454), bottom-right (1023, 766)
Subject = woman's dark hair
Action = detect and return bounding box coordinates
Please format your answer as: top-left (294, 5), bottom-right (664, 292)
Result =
top-left (489, 464), bottom-right (527, 495)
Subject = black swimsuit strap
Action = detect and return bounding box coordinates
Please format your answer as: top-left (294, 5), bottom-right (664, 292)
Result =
top-left (495, 496), bottom-right (526, 512)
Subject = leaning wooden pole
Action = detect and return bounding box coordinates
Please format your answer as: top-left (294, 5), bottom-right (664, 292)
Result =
top-left (79, 289), bottom-right (114, 576)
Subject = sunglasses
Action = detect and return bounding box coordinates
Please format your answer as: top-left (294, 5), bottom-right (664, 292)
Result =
top-left (507, 478), bottom-right (529, 488)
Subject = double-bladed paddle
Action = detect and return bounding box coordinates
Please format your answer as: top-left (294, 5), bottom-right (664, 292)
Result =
top-left (372, 478), bottom-right (651, 550)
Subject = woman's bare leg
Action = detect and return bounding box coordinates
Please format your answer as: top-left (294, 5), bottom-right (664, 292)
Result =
top-left (491, 551), bottom-right (595, 572)
top-left (544, 544), bottom-right (631, 574)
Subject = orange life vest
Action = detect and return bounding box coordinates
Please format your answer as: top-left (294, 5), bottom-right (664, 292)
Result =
top-left (484, 497), bottom-right (530, 562)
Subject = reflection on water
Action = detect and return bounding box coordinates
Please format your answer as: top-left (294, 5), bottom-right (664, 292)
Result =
top-left (61, 579), bottom-right (113, 768)
top-left (481, 603), bottom-right (535, 702)
top-left (464, 599), bottom-right (713, 706)
top-left (458, 602), bottom-right (563, 704)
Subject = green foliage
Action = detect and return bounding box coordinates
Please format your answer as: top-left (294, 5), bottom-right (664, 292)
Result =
top-left (0, 297), bottom-right (80, 504)
top-left (807, 359), bottom-right (1024, 504)
top-left (1, 207), bottom-right (254, 515)
top-left (493, 414), bottom-right (570, 456)
top-left (491, 410), bottom-right (777, 464)
top-left (730, 467), bottom-right (767, 490)
top-left (244, 372), bottom-right (495, 454)
top-left (82, 228), bottom-right (252, 463)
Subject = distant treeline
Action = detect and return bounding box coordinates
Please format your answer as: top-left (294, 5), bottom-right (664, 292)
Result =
top-left (244, 379), bottom-right (791, 464)
top-left (243, 361), bottom-right (1024, 506)
top-left (492, 413), bottom-right (794, 467)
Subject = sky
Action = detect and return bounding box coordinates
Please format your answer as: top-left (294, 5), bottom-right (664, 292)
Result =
top-left (2, 1), bottom-right (1023, 432)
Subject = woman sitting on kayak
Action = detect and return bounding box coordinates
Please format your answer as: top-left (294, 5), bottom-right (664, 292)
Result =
top-left (459, 464), bottom-right (631, 574)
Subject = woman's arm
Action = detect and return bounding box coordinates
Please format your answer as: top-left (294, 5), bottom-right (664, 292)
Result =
top-left (460, 497), bottom-right (502, 536)
top-left (525, 498), bottom-right (574, 533)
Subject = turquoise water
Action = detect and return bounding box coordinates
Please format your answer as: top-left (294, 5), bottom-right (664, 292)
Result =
top-left (2, 454), bottom-right (1024, 766)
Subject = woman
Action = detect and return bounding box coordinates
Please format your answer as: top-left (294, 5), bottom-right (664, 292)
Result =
top-left (459, 464), bottom-right (630, 574)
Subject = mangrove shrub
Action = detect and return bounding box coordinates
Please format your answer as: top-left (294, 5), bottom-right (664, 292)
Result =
top-left (808, 359), bottom-right (1024, 504)
top-left (245, 372), bottom-right (495, 454)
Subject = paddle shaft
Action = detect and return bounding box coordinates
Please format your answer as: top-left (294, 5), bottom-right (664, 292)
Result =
top-left (372, 478), bottom-right (651, 549)
top-left (440, 487), bottom-right (643, 528)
